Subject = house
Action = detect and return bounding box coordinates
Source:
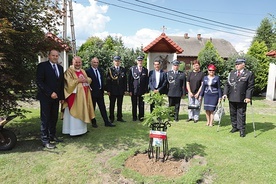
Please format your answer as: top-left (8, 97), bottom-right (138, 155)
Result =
top-left (38, 32), bottom-right (71, 71)
top-left (143, 33), bottom-right (183, 72)
top-left (143, 33), bottom-right (237, 71)
top-left (266, 50), bottom-right (276, 101)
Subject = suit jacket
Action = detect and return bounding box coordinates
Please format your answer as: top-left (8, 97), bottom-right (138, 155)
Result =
top-left (200, 75), bottom-right (222, 97)
top-left (167, 70), bottom-right (186, 97)
top-left (149, 70), bottom-right (167, 94)
top-left (106, 66), bottom-right (127, 95)
top-left (86, 67), bottom-right (105, 98)
top-left (36, 61), bottom-right (65, 101)
top-left (128, 66), bottom-right (149, 95)
top-left (224, 69), bottom-right (254, 102)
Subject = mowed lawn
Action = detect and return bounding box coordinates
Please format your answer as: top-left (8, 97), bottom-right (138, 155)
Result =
top-left (0, 96), bottom-right (275, 183)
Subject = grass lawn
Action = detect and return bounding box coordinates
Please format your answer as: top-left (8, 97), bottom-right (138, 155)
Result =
top-left (0, 96), bottom-right (275, 183)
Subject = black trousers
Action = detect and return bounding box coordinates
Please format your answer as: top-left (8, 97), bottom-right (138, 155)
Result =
top-left (39, 99), bottom-right (59, 144)
top-left (109, 95), bottom-right (124, 121)
top-left (131, 94), bottom-right (144, 120)
top-left (229, 101), bottom-right (247, 130)
top-left (92, 95), bottom-right (109, 125)
top-left (169, 97), bottom-right (181, 120)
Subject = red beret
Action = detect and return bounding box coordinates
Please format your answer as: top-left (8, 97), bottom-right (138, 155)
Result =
top-left (208, 64), bottom-right (216, 70)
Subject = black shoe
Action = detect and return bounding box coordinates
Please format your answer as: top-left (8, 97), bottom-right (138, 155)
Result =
top-left (110, 119), bottom-right (114, 123)
top-left (117, 119), bottom-right (126, 122)
top-left (175, 119), bottom-right (179, 122)
top-left (92, 122), bottom-right (98, 128)
top-left (139, 117), bottom-right (144, 122)
top-left (230, 128), bottom-right (239, 133)
top-left (186, 119), bottom-right (193, 122)
top-left (132, 118), bottom-right (137, 121)
top-left (240, 130), bottom-right (246, 137)
top-left (105, 123), bottom-right (116, 127)
top-left (49, 136), bottom-right (63, 142)
top-left (194, 120), bottom-right (198, 123)
top-left (43, 143), bottom-right (56, 149)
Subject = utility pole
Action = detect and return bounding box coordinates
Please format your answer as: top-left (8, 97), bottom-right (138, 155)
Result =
top-left (68, 0), bottom-right (77, 57)
top-left (62, 0), bottom-right (68, 70)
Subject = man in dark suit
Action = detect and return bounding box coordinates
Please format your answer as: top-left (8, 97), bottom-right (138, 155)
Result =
top-left (128, 56), bottom-right (149, 121)
top-left (167, 60), bottom-right (186, 122)
top-left (36, 49), bottom-right (65, 149)
top-left (223, 58), bottom-right (254, 137)
top-left (86, 57), bottom-right (115, 127)
top-left (106, 56), bottom-right (127, 123)
top-left (149, 59), bottom-right (168, 112)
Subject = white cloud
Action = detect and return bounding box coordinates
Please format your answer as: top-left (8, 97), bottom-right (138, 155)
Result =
top-left (68, 1), bottom-right (110, 46)
top-left (68, 1), bottom-right (253, 54)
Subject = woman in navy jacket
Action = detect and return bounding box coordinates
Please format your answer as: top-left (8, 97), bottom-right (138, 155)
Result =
top-left (199, 64), bottom-right (222, 126)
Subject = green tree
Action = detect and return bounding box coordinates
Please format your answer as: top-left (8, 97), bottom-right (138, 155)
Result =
top-left (247, 41), bottom-right (270, 95)
top-left (197, 41), bottom-right (225, 75)
top-left (252, 17), bottom-right (276, 51)
top-left (0, 0), bottom-right (63, 117)
top-left (78, 35), bottom-right (144, 73)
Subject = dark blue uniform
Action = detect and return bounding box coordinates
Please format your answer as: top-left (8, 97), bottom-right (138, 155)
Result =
top-left (224, 68), bottom-right (254, 135)
top-left (128, 65), bottom-right (149, 121)
top-left (106, 66), bottom-right (127, 122)
top-left (167, 70), bottom-right (186, 121)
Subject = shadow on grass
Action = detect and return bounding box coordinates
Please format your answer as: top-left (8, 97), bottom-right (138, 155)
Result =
top-left (169, 143), bottom-right (207, 162)
top-left (2, 111), bottom-right (151, 153)
top-left (246, 122), bottom-right (276, 137)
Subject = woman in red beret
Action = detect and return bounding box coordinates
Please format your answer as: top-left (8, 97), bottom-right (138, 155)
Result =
top-left (199, 64), bottom-right (222, 126)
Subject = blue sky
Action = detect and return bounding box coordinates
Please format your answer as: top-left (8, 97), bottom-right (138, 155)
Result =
top-left (68, 0), bottom-right (275, 53)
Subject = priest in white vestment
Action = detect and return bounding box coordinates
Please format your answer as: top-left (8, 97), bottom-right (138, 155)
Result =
top-left (62, 56), bottom-right (95, 136)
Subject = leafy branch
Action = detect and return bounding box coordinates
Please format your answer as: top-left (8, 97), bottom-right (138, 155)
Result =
top-left (142, 91), bottom-right (174, 126)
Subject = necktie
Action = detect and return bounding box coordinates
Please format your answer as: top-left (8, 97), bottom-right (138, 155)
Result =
top-left (95, 69), bottom-right (101, 88)
top-left (53, 64), bottom-right (58, 77)
top-left (237, 71), bottom-right (240, 77)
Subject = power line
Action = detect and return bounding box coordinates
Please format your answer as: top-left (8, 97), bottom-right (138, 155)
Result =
top-left (118, 0), bottom-right (254, 34)
top-left (96, 0), bottom-right (254, 38)
top-left (135, 0), bottom-right (256, 33)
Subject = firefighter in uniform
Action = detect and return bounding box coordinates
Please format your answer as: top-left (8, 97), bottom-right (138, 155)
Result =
top-left (128, 56), bottom-right (149, 121)
top-left (106, 56), bottom-right (127, 123)
top-left (223, 58), bottom-right (254, 137)
top-left (167, 60), bottom-right (186, 122)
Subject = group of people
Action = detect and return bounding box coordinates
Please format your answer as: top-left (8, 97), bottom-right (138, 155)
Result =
top-left (36, 49), bottom-right (254, 149)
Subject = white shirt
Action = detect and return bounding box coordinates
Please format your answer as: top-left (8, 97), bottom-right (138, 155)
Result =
top-left (93, 68), bottom-right (101, 88)
top-left (50, 62), bottom-right (59, 77)
top-left (155, 70), bottom-right (160, 88)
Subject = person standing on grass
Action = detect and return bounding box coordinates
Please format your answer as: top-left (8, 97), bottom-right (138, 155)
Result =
top-left (186, 60), bottom-right (205, 123)
top-left (148, 59), bottom-right (168, 112)
top-left (62, 56), bottom-right (95, 136)
top-left (222, 58), bottom-right (254, 137)
top-left (128, 56), bottom-right (149, 122)
top-left (199, 64), bottom-right (222, 127)
top-left (86, 57), bottom-right (115, 127)
top-left (36, 49), bottom-right (65, 149)
top-left (166, 60), bottom-right (186, 122)
top-left (106, 56), bottom-right (127, 123)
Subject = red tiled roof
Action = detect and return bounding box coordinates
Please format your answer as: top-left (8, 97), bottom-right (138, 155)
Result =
top-left (46, 32), bottom-right (71, 51)
top-left (143, 33), bottom-right (183, 54)
top-left (266, 50), bottom-right (276, 57)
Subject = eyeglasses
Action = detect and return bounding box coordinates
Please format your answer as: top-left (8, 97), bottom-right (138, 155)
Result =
top-left (208, 70), bottom-right (215, 72)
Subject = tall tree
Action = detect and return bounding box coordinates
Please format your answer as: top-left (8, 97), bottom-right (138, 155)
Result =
top-left (0, 0), bottom-right (63, 117)
top-left (252, 17), bottom-right (276, 51)
top-left (78, 35), bottom-right (144, 73)
top-left (247, 41), bottom-right (269, 95)
top-left (197, 41), bottom-right (225, 74)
